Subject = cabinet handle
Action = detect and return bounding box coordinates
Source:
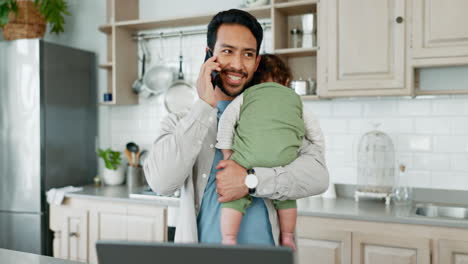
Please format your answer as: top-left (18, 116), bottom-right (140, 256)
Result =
top-left (396, 16), bottom-right (404, 23)
top-left (69, 232), bottom-right (79, 238)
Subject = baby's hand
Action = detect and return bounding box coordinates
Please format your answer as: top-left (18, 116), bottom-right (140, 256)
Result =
top-left (221, 149), bottom-right (233, 160)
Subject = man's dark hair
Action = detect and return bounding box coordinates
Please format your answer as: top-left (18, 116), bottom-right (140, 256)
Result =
top-left (207, 9), bottom-right (263, 56)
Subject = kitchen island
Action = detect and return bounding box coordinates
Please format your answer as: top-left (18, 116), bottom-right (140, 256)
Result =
top-left (0, 248), bottom-right (84, 264)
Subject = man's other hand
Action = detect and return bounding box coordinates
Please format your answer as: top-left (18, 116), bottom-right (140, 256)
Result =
top-left (215, 160), bottom-right (248, 203)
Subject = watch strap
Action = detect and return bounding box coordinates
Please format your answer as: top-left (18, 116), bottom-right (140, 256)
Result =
top-left (247, 168), bottom-right (256, 194)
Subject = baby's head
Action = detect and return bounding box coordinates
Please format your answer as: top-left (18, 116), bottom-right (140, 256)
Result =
top-left (252, 54), bottom-right (292, 87)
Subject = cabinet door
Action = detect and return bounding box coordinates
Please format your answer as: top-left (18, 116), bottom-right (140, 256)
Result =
top-left (53, 207), bottom-right (88, 263)
top-left (438, 239), bottom-right (468, 264)
top-left (296, 216), bottom-right (351, 264)
top-left (88, 205), bottom-right (127, 264)
top-left (321, 0), bottom-right (407, 97)
top-left (412, 0), bottom-right (468, 60)
top-left (352, 232), bottom-right (430, 264)
top-left (127, 205), bottom-right (167, 242)
top-left (297, 231), bottom-right (351, 264)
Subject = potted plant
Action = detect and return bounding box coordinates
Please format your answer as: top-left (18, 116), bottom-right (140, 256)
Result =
top-left (98, 148), bottom-right (125, 186)
top-left (0, 0), bottom-right (70, 40)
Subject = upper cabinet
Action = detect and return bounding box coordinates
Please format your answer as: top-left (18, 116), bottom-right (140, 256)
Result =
top-left (318, 0), bottom-right (410, 97)
top-left (412, 0), bottom-right (468, 63)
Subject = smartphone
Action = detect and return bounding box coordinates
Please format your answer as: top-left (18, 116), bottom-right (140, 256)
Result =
top-left (204, 49), bottom-right (222, 90)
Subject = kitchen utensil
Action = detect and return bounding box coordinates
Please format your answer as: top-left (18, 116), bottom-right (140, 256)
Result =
top-left (164, 33), bottom-right (197, 113)
top-left (290, 78), bottom-right (310, 95)
top-left (126, 142), bottom-right (139, 167)
top-left (143, 33), bottom-right (176, 97)
top-left (132, 52), bottom-right (146, 94)
top-left (124, 148), bottom-right (133, 167)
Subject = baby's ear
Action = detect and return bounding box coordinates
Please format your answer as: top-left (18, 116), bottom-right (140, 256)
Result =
top-left (284, 78), bottom-right (290, 87)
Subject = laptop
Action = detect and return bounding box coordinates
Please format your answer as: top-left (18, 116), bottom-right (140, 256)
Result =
top-left (96, 240), bottom-right (294, 264)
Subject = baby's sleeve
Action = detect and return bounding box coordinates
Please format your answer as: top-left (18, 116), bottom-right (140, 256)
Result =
top-left (216, 95), bottom-right (244, 149)
top-left (303, 110), bottom-right (325, 153)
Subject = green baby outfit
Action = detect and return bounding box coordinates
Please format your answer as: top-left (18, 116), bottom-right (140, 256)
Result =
top-left (222, 82), bottom-right (305, 214)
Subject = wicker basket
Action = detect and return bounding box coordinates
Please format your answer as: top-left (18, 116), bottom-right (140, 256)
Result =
top-left (2, 0), bottom-right (46, 40)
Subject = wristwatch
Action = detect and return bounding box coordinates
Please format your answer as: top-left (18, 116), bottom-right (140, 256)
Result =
top-left (245, 168), bottom-right (258, 194)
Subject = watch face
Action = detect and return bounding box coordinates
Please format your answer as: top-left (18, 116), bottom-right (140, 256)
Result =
top-left (245, 174), bottom-right (258, 188)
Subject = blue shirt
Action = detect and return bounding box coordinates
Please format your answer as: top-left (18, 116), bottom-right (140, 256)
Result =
top-left (197, 100), bottom-right (275, 245)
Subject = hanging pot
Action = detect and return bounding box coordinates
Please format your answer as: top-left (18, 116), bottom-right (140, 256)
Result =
top-left (142, 33), bottom-right (177, 98)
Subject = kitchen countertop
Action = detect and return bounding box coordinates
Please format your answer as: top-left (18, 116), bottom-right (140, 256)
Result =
top-left (297, 196), bottom-right (468, 229)
top-left (66, 185), bottom-right (468, 229)
top-left (0, 248), bottom-right (83, 264)
top-left (65, 185), bottom-right (179, 207)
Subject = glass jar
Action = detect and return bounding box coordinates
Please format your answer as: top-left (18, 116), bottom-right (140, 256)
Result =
top-left (393, 164), bottom-right (413, 205)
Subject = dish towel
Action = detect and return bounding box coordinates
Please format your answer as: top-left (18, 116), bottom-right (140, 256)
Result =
top-left (46, 186), bottom-right (83, 205)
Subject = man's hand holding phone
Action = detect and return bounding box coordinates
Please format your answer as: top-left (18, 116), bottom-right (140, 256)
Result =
top-left (196, 52), bottom-right (221, 108)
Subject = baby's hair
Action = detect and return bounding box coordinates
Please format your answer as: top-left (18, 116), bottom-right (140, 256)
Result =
top-left (252, 54), bottom-right (292, 87)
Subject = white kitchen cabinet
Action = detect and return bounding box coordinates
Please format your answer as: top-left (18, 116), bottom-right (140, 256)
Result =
top-left (438, 239), bottom-right (468, 264)
top-left (352, 232), bottom-right (430, 264)
top-left (318, 0), bottom-right (411, 97)
top-left (296, 221), bottom-right (351, 264)
top-left (412, 0), bottom-right (468, 61)
top-left (49, 205), bottom-right (88, 263)
top-left (50, 197), bottom-right (167, 264)
top-left (127, 204), bottom-right (166, 242)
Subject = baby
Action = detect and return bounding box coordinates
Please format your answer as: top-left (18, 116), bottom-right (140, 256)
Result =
top-left (216, 54), bottom-right (324, 249)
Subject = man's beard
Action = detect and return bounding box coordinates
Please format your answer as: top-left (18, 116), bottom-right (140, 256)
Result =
top-left (217, 68), bottom-right (251, 97)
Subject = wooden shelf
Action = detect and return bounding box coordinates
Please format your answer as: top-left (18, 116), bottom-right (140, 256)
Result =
top-left (99, 101), bottom-right (116, 106)
top-left (274, 47), bottom-right (317, 57)
top-left (113, 6), bottom-right (271, 32)
top-left (274, 0), bottom-right (317, 15)
top-left (98, 63), bottom-right (113, 69)
top-left (99, 24), bottom-right (112, 34)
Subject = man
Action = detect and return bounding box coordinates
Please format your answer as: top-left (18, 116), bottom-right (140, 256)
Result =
top-left (144, 9), bottom-right (329, 245)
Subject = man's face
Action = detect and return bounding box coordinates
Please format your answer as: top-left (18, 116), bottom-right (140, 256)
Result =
top-left (213, 24), bottom-right (261, 98)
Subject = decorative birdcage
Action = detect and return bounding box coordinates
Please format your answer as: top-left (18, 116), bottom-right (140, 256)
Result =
top-left (355, 124), bottom-right (395, 205)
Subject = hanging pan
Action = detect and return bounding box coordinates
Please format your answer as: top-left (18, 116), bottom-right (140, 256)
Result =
top-left (164, 33), bottom-right (197, 113)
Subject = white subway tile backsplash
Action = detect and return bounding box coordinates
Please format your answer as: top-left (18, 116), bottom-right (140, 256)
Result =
top-left (450, 154), bottom-right (468, 171)
top-left (413, 118), bottom-right (451, 135)
top-left (428, 154), bottom-right (452, 171)
top-left (432, 98), bottom-right (468, 116)
top-left (451, 117), bottom-right (468, 135)
top-left (398, 100), bottom-right (432, 116)
top-left (320, 119), bottom-right (348, 134)
top-left (433, 136), bottom-right (468, 153)
top-left (431, 172), bottom-right (468, 190)
top-left (329, 167), bottom-right (357, 184)
top-left (405, 170), bottom-right (431, 188)
top-left (363, 100), bottom-right (398, 116)
top-left (304, 101), bottom-right (332, 117)
top-left (397, 135), bottom-right (432, 152)
top-left (332, 102), bottom-right (362, 116)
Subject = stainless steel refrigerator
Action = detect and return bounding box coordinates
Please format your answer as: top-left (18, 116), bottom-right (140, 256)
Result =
top-left (0, 39), bottom-right (97, 255)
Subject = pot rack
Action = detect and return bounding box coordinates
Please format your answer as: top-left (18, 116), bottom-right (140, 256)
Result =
top-left (132, 21), bottom-right (271, 40)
